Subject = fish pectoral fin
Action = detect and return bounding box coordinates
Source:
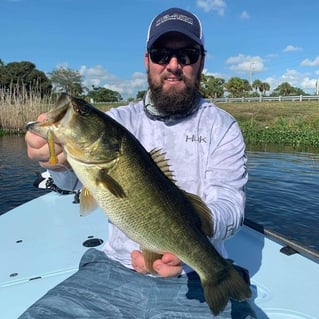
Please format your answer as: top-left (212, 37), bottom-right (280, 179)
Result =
top-left (80, 187), bottom-right (98, 215)
top-left (141, 248), bottom-right (163, 275)
top-left (96, 169), bottom-right (126, 198)
top-left (184, 191), bottom-right (214, 237)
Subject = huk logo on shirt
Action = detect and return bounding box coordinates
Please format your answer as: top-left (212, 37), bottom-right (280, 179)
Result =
top-left (185, 134), bottom-right (207, 143)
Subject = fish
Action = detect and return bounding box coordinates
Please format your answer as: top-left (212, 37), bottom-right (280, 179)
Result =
top-left (26, 93), bottom-right (251, 316)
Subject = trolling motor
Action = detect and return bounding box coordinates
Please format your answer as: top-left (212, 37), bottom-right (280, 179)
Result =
top-left (33, 171), bottom-right (80, 203)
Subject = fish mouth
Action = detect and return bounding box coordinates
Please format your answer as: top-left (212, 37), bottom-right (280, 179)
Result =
top-left (26, 121), bottom-right (39, 130)
top-left (46, 97), bottom-right (70, 124)
top-left (25, 94), bottom-right (71, 134)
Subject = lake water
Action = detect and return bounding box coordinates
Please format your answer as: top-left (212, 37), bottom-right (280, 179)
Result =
top-left (1, 136), bottom-right (318, 253)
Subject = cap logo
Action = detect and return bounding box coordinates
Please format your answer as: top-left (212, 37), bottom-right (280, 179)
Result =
top-left (155, 13), bottom-right (193, 27)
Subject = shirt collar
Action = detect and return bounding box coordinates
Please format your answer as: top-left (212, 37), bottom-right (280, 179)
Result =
top-left (143, 90), bottom-right (201, 124)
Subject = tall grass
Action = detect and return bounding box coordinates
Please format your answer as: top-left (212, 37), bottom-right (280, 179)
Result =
top-left (1, 91), bottom-right (319, 148)
top-left (0, 86), bottom-right (53, 135)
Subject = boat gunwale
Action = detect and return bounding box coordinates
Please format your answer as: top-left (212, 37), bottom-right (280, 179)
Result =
top-left (244, 218), bottom-right (319, 264)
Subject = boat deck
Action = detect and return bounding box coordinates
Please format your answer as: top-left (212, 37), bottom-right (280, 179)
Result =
top-left (1, 192), bottom-right (318, 318)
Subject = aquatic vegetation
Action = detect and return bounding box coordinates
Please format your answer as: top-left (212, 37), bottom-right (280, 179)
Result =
top-left (0, 86), bottom-right (53, 135)
top-left (218, 101), bottom-right (319, 148)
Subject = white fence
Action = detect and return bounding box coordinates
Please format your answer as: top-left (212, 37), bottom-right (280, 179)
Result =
top-left (207, 95), bottom-right (319, 103)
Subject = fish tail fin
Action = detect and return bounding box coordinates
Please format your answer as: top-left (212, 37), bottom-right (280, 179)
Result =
top-left (202, 267), bottom-right (252, 316)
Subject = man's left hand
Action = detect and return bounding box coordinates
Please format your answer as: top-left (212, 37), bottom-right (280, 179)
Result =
top-left (131, 250), bottom-right (182, 277)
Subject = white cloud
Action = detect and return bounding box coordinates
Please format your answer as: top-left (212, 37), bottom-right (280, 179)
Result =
top-left (283, 45), bottom-right (303, 52)
top-left (301, 56), bottom-right (319, 67)
top-left (301, 77), bottom-right (318, 90)
top-left (79, 65), bottom-right (147, 100)
top-left (266, 69), bottom-right (318, 93)
top-left (221, 55), bottom-right (318, 93)
top-left (240, 11), bottom-right (250, 19)
top-left (196, 0), bottom-right (227, 16)
top-left (226, 54), bottom-right (265, 74)
top-left (202, 68), bottom-right (225, 79)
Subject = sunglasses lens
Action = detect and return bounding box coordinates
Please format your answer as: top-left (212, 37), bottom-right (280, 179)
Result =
top-left (150, 48), bottom-right (200, 65)
top-left (180, 49), bottom-right (200, 64)
top-left (149, 48), bottom-right (171, 64)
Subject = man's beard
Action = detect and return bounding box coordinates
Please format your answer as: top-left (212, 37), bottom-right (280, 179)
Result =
top-left (147, 71), bottom-right (201, 115)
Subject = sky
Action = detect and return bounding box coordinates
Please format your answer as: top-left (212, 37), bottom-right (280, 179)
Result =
top-left (1, 0), bottom-right (319, 99)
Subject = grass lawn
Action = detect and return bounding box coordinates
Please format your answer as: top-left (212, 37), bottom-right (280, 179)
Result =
top-left (214, 100), bottom-right (319, 149)
top-left (1, 98), bottom-right (319, 149)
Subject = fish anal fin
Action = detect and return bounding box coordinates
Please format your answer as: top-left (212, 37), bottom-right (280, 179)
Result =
top-left (141, 248), bottom-right (163, 275)
top-left (150, 148), bottom-right (175, 182)
top-left (96, 169), bottom-right (126, 198)
top-left (80, 187), bottom-right (98, 216)
top-left (184, 191), bottom-right (214, 237)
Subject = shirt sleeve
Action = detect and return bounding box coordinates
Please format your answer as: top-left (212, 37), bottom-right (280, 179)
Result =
top-left (204, 120), bottom-right (248, 241)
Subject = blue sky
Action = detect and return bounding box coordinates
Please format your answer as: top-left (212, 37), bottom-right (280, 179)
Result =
top-left (1, 0), bottom-right (319, 99)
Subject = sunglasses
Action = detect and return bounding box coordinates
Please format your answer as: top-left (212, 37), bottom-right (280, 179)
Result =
top-left (149, 47), bottom-right (202, 65)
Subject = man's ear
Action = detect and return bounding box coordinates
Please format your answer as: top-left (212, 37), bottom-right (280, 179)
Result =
top-left (199, 55), bottom-right (205, 73)
top-left (144, 51), bottom-right (150, 69)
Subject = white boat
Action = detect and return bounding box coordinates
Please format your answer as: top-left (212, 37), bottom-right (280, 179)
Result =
top-left (1, 191), bottom-right (318, 318)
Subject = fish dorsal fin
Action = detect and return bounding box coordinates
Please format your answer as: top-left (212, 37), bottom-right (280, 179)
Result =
top-left (141, 248), bottom-right (163, 275)
top-left (80, 187), bottom-right (98, 216)
top-left (184, 191), bottom-right (214, 237)
top-left (150, 148), bottom-right (175, 182)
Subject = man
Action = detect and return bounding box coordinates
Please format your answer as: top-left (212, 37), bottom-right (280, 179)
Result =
top-left (22, 7), bottom-right (256, 318)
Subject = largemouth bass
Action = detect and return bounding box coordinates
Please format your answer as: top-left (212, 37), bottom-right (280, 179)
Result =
top-left (26, 93), bottom-right (251, 315)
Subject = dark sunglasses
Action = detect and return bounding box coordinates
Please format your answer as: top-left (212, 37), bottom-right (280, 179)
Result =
top-left (149, 47), bottom-right (202, 65)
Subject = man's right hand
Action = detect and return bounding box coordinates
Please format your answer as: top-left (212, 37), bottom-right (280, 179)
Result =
top-left (25, 113), bottom-right (68, 171)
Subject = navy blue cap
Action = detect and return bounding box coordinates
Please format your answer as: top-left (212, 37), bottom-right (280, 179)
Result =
top-left (146, 8), bottom-right (204, 49)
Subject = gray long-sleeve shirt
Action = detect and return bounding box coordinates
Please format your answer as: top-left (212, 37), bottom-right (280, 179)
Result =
top-left (51, 98), bottom-right (247, 270)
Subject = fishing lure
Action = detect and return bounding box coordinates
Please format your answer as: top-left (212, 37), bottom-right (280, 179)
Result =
top-left (47, 129), bottom-right (58, 165)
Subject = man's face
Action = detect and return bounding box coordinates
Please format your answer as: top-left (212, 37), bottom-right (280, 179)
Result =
top-left (145, 33), bottom-right (204, 114)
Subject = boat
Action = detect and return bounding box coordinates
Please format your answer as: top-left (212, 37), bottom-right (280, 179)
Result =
top-left (1, 190), bottom-right (318, 318)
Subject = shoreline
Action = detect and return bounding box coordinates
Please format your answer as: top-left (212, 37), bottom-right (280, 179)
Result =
top-left (1, 100), bottom-right (319, 148)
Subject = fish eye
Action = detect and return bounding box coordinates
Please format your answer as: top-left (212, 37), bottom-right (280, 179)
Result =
top-left (80, 104), bottom-right (90, 115)
top-left (73, 102), bottom-right (91, 116)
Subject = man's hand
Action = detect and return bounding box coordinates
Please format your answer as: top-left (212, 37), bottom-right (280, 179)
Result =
top-left (25, 113), bottom-right (68, 171)
top-left (131, 250), bottom-right (182, 277)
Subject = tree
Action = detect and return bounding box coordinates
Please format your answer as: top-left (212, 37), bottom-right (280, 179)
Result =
top-left (271, 82), bottom-right (306, 96)
top-left (86, 86), bottom-right (122, 102)
top-left (48, 66), bottom-right (83, 96)
top-left (252, 79), bottom-right (262, 94)
top-left (0, 60), bottom-right (52, 96)
top-left (252, 79), bottom-right (270, 96)
top-left (260, 82), bottom-right (270, 95)
top-left (225, 77), bottom-right (251, 97)
top-left (136, 90), bottom-right (147, 100)
top-left (200, 74), bottom-right (225, 98)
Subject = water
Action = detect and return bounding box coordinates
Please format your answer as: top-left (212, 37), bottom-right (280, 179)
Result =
top-left (0, 136), bottom-right (49, 214)
top-left (245, 150), bottom-right (319, 252)
top-left (0, 136), bottom-right (318, 253)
